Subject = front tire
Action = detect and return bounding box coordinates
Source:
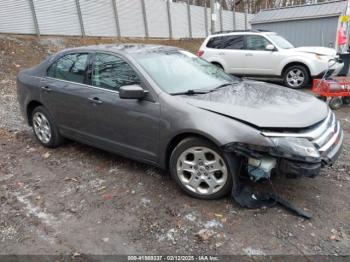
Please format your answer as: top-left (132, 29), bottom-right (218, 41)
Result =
top-left (283, 65), bottom-right (310, 89)
top-left (31, 106), bottom-right (64, 148)
top-left (169, 137), bottom-right (238, 200)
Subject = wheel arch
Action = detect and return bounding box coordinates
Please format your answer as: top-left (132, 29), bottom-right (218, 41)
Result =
top-left (26, 100), bottom-right (43, 126)
top-left (281, 62), bottom-right (311, 78)
top-left (211, 61), bottom-right (224, 70)
top-left (164, 132), bottom-right (221, 170)
top-left (205, 57), bottom-right (227, 71)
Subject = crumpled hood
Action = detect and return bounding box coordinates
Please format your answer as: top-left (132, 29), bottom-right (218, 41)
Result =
top-left (292, 46), bottom-right (337, 56)
top-left (182, 80), bottom-right (328, 129)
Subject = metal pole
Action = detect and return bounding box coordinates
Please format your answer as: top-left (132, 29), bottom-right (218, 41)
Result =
top-left (219, 0), bottom-right (223, 31)
top-left (75, 0), bottom-right (85, 37)
top-left (29, 0), bottom-right (40, 37)
top-left (166, 0), bottom-right (173, 39)
top-left (210, 0), bottom-right (215, 34)
top-left (141, 0), bottom-right (149, 38)
top-left (232, 0), bottom-right (236, 30)
top-left (187, 0), bottom-right (192, 38)
top-left (204, 1), bottom-right (208, 36)
top-left (112, 0), bottom-right (121, 37)
top-left (244, 0), bottom-right (248, 30)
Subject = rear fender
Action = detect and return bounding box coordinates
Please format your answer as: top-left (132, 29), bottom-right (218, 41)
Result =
top-left (205, 57), bottom-right (227, 71)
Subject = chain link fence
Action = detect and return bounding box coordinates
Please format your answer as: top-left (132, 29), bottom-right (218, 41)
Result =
top-left (0, 0), bottom-right (252, 38)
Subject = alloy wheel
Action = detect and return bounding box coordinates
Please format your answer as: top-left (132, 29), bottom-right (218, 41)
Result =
top-left (286, 69), bottom-right (305, 88)
top-left (33, 112), bottom-right (52, 144)
top-left (176, 146), bottom-right (228, 196)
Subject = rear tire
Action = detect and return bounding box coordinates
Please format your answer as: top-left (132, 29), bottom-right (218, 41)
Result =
top-left (169, 137), bottom-right (239, 200)
top-left (283, 65), bottom-right (310, 89)
top-left (31, 106), bottom-right (64, 148)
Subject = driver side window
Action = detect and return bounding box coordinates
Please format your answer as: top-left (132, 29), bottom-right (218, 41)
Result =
top-left (92, 53), bottom-right (141, 91)
top-left (246, 35), bottom-right (272, 51)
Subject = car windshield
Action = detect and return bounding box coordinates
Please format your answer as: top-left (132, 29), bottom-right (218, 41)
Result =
top-left (132, 50), bottom-right (239, 94)
top-left (268, 34), bottom-right (294, 49)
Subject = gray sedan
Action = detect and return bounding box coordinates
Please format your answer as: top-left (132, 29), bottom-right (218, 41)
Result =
top-left (17, 44), bottom-right (343, 199)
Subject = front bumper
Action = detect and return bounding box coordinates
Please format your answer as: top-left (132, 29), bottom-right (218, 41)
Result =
top-left (267, 110), bottom-right (343, 177)
top-left (278, 159), bottom-right (321, 178)
top-left (277, 134), bottom-right (343, 179)
top-left (321, 127), bottom-right (343, 165)
top-left (224, 110), bottom-right (343, 179)
top-left (278, 130), bottom-right (343, 178)
top-left (332, 62), bottom-right (345, 76)
top-left (313, 61), bottom-right (344, 78)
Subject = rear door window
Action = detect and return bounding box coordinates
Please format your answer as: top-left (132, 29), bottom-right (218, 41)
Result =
top-left (206, 35), bottom-right (244, 50)
top-left (47, 53), bottom-right (89, 84)
top-left (91, 53), bottom-right (141, 91)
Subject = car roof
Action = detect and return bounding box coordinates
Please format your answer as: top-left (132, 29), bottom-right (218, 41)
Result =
top-left (59, 44), bottom-right (180, 55)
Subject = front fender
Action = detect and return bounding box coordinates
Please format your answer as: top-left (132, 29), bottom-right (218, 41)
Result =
top-left (158, 94), bottom-right (274, 168)
top-left (278, 56), bottom-right (325, 76)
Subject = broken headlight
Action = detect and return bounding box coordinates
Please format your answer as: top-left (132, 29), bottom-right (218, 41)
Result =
top-left (223, 137), bottom-right (321, 163)
top-left (270, 137), bottom-right (320, 162)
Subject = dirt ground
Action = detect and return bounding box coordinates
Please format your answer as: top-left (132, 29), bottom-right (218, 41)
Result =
top-left (0, 34), bottom-right (350, 257)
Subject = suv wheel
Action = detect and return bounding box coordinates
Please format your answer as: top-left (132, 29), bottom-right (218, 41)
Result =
top-left (169, 137), bottom-right (238, 200)
top-left (31, 106), bottom-right (64, 148)
top-left (283, 65), bottom-right (310, 89)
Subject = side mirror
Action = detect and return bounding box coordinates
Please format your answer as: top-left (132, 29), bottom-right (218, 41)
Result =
top-left (119, 85), bottom-right (148, 100)
top-left (265, 44), bottom-right (275, 51)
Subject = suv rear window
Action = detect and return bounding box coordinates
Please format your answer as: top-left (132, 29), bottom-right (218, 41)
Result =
top-left (206, 35), bottom-right (244, 50)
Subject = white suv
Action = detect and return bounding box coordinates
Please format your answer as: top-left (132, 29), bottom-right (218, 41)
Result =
top-left (198, 30), bottom-right (343, 89)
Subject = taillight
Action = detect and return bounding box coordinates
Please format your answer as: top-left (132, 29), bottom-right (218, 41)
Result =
top-left (197, 50), bottom-right (204, 57)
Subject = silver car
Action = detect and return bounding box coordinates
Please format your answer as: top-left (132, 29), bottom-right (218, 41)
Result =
top-left (17, 44), bottom-right (343, 199)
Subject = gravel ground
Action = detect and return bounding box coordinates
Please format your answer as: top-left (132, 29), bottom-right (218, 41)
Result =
top-left (0, 35), bottom-right (350, 257)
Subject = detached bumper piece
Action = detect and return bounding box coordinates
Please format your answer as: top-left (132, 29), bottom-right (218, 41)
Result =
top-left (278, 159), bottom-right (321, 178)
top-left (232, 184), bottom-right (312, 219)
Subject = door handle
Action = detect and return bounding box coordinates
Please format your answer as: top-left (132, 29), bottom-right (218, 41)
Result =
top-left (218, 52), bottom-right (225, 55)
top-left (245, 53), bottom-right (253, 57)
top-left (88, 97), bottom-right (103, 105)
top-left (41, 86), bottom-right (52, 92)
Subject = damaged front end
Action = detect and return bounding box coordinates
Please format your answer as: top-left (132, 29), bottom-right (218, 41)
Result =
top-left (223, 139), bottom-right (322, 180)
top-left (223, 110), bottom-right (343, 181)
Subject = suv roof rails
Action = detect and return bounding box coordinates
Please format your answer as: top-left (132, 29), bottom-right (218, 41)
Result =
top-left (212, 29), bottom-right (271, 35)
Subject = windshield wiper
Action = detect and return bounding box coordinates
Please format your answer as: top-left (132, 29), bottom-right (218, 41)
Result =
top-left (171, 81), bottom-right (240, 96)
top-left (210, 81), bottom-right (240, 91)
top-left (214, 83), bottom-right (233, 90)
top-left (171, 89), bottom-right (210, 96)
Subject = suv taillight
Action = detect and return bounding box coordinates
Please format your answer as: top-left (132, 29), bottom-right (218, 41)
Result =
top-left (197, 50), bottom-right (204, 57)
